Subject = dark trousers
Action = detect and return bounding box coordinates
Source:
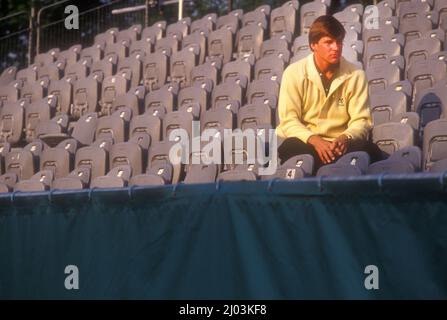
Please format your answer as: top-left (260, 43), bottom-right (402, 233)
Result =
top-left (278, 137), bottom-right (383, 175)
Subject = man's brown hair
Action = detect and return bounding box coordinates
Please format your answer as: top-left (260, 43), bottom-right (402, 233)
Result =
top-left (308, 15), bottom-right (346, 46)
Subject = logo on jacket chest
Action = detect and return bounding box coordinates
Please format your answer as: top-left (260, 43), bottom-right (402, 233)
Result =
top-left (337, 97), bottom-right (345, 106)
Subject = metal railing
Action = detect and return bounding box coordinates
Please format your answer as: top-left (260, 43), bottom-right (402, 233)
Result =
top-left (0, 11), bottom-right (31, 70)
top-left (37, 0), bottom-right (147, 55)
top-left (0, 0), bottom-right (225, 71)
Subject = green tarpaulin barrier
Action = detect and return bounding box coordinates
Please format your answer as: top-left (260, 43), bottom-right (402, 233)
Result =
top-left (1, 174), bottom-right (447, 299)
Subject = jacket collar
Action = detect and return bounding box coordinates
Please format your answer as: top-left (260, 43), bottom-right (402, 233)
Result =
top-left (305, 53), bottom-right (353, 97)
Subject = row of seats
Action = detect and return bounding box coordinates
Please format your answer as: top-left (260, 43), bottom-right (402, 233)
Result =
top-left (0, 74), bottom-right (279, 145)
top-left (0, 113), bottom-right (446, 191)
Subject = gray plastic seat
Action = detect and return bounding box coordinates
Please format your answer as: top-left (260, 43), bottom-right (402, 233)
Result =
top-left (25, 95), bottom-right (58, 143)
top-left (263, 154), bottom-right (314, 180)
top-left (236, 24), bottom-right (264, 59)
top-left (52, 167), bottom-right (91, 190)
top-left (422, 119), bottom-right (447, 170)
top-left (191, 60), bottom-right (221, 88)
top-left (90, 165), bottom-right (132, 189)
top-left (260, 38), bottom-right (290, 63)
top-left (316, 151), bottom-right (370, 177)
top-left (207, 28), bottom-right (233, 64)
top-left (143, 51), bottom-right (168, 91)
top-left (398, 12), bottom-right (436, 43)
top-left (373, 122), bottom-right (415, 157)
top-left (100, 75), bottom-right (128, 116)
top-left (109, 141), bottom-right (145, 176)
top-left (14, 170), bottom-right (54, 192)
top-left (183, 164), bottom-right (219, 184)
top-left (366, 60), bottom-right (402, 95)
top-left (20, 78), bottom-right (49, 103)
top-left (0, 66), bottom-right (17, 86)
top-left (246, 79), bottom-right (279, 114)
top-left (170, 47), bottom-right (198, 88)
top-left (217, 164), bottom-right (260, 181)
top-left (413, 84), bottom-right (447, 127)
top-left (183, 32), bottom-right (207, 65)
top-left (300, 1), bottom-right (327, 35)
top-left (145, 82), bottom-right (179, 114)
top-left (130, 162), bottom-right (173, 186)
top-left (95, 108), bottom-right (131, 144)
top-left (72, 77), bottom-right (100, 119)
top-left (59, 44), bottom-right (81, 66)
top-left (270, 4), bottom-right (297, 37)
top-left (117, 56), bottom-right (142, 88)
top-left (48, 79), bottom-right (72, 115)
top-left (407, 58), bottom-right (447, 104)
top-left (145, 140), bottom-right (186, 184)
top-left (155, 36), bottom-right (178, 56)
top-left (89, 52), bottom-right (112, 78)
top-left (0, 99), bottom-right (26, 146)
top-left (254, 55), bottom-right (285, 82)
top-left (370, 88), bottom-right (408, 125)
top-left (404, 37), bottom-right (441, 73)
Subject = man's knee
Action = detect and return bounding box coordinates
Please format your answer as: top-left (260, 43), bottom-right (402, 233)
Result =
top-left (348, 139), bottom-right (382, 163)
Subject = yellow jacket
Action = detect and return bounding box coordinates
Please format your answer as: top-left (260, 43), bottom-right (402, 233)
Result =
top-left (276, 53), bottom-right (372, 143)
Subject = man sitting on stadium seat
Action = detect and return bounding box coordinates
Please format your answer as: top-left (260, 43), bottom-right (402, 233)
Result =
top-left (276, 15), bottom-right (381, 173)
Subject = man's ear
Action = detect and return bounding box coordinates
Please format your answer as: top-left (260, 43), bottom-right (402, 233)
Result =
top-left (310, 42), bottom-right (316, 52)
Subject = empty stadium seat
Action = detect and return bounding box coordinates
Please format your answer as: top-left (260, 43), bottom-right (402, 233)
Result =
top-left (398, 12), bottom-right (437, 43)
top-left (183, 32), bottom-right (207, 65)
top-left (52, 167), bottom-right (91, 190)
top-left (95, 108), bottom-right (131, 144)
top-left (373, 122), bottom-right (415, 157)
top-left (143, 51), bottom-right (168, 91)
top-left (218, 164), bottom-right (260, 181)
top-left (212, 82), bottom-right (243, 112)
top-left (367, 146), bottom-right (422, 174)
top-left (407, 58), bottom-right (447, 104)
top-left (316, 151), bottom-right (370, 177)
top-left (0, 66), bottom-right (17, 86)
top-left (221, 59), bottom-right (251, 90)
top-left (184, 164), bottom-right (219, 184)
top-left (100, 75), bottom-right (128, 116)
top-left (0, 99), bottom-right (26, 146)
top-left (263, 154), bottom-right (314, 180)
top-left (254, 55), bottom-right (285, 82)
top-left (117, 56), bottom-right (142, 88)
top-left (404, 38), bottom-right (441, 74)
top-left (413, 83), bottom-right (447, 128)
top-left (59, 44), bottom-right (82, 66)
top-left (48, 79), bottom-right (72, 115)
top-left (261, 38), bottom-right (291, 63)
top-left (242, 10), bottom-right (268, 30)
top-left (370, 87), bottom-right (408, 125)
top-left (300, 1), bottom-right (327, 35)
top-left (170, 47), bottom-right (198, 88)
top-left (72, 77), bottom-right (100, 119)
top-left (270, 3), bottom-right (297, 37)
top-left (35, 114), bottom-right (70, 146)
top-left (236, 24), bottom-right (264, 59)
top-left (145, 82), bottom-right (179, 114)
top-left (191, 60), bottom-right (221, 88)
top-left (422, 119), bottom-right (447, 170)
top-left (14, 170), bottom-right (54, 192)
top-left (25, 95), bottom-right (58, 142)
top-left (90, 165), bottom-right (132, 189)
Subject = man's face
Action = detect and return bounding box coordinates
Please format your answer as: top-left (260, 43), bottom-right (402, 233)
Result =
top-left (310, 36), bottom-right (343, 65)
